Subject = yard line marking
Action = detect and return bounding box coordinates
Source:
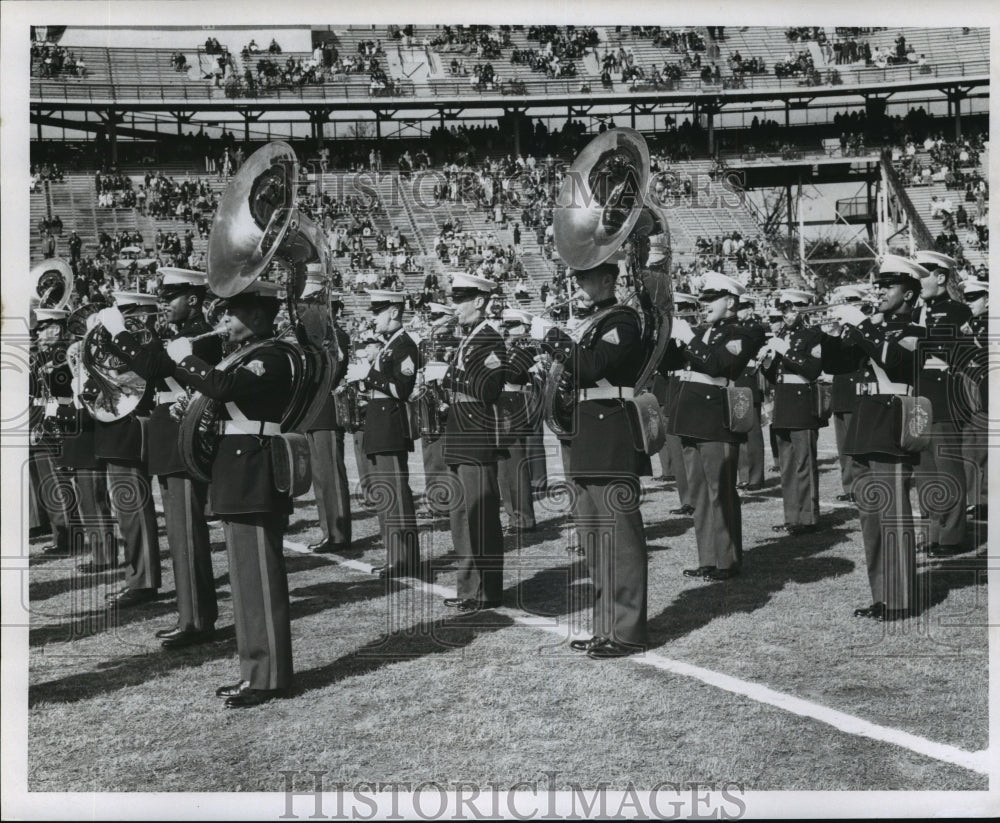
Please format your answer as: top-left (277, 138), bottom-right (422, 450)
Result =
top-left (282, 539), bottom-right (991, 776)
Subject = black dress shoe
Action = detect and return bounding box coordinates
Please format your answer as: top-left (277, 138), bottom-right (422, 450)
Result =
top-left (458, 599), bottom-right (501, 613)
top-left (671, 505), bottom-right (695, 516)
top-left (77, 561), bottom-right (115, 574)
top-left (744, 483), bottom-right (764, 492)
top-left (928, 544), bottom-right (966, 558)
top-left (569, 635), bottom-right (607, 652)
top-left (155, 625), bottom-right (182, 639)
top-left (106, 588), bottom-right (157, 608)
top-left (705, 567), bottom-right (740, 581)
top-left (787, 524), bottom-right (817, 535)
top-left (372, 564), bottom-right (414, 579)
top-left (968, 504), bottom-right (987, 521)
top-left (310, 540), bottom-right (349, 554)
top-left (587, 639), bottom-right (645, 660)
top-left (772, 523), bottom-right (791, 533)
top-left (443, 597), bottom-right (465, 608)
top-left (162, 627), bottom-right (215, 649)
top-left (736, 482), bottom-right (748, 490)
top-left (836, 493), bottom-right (855, 502)
top-left (853, 602), bottom-right (886, 619)
top-left (216, 680), bottom-right (250, 698)
top-left (225, 688), bottom-right (285, 709)
top-left (683, 566), bottom-right (715, 578)
top-left (41, 543), bottom-right (70, 556)
top-left (878, 608), bottom-right (911, 622)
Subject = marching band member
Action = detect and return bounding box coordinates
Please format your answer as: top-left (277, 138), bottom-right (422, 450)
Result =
top-left (959, 278), bottom-right (988, 523)
top-left (661, 293), bottom-right (698, 513)
top-left (101, 268), bottom-right (223, 647)
top-left (164, 280), bottom-right (294, 707)
top-left (496, 308), bottom-right (538, 535)
top-left (911, 250), bottom-right (973, 558)
top-left (97, 292), bottom-right (161, 609)
top-left (418, 302), bottom-right (459, 519)
top-left (304, 285), bottom-right (352, 555)
top-left (735, 297), bottom-right (767, 492)
top-left (659, 272), bottom-right (766, 582)
top-left (30, 309), bottom-right (76, 557)
top-left (441, 273), bottom-right (507, 613)
top-left (825, 255), bottom-right (926, 621)
top-left (821, 286), bottom-right (868, 503)
top-left (760, 289), bottom-right (827, 535)
top-left (532, 262), bottom-right (650, 659)
top-left (355, 290), bottom-right (421, 579)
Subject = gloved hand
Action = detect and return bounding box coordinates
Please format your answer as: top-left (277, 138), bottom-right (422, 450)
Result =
top-left (97, 306), bottom-right (126, 336)
top-left (423, 361), bottom-right (450, 383)
top-left (165, 337), bottom-right (193, 363)
top-left (345, 362), bottom-right (371, 383)
top-left (530, 316), bottom-right (555, 341)
top-left (768, 336), bottom-right (790, 356)
top-left (670, 316), bottom-right (694, 345)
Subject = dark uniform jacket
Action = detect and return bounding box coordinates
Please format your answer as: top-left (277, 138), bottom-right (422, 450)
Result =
top-left (306, 324), bottom-right (352, 433)
top-left (174, 339), bottom-right (294, 516)
top-left (543, 300), bottom-right (646, 476)
top-left (913, 294), bottom-right (974, 423)
top-left (361, 327), bottom-right (419, 455)
top-left (733, 317), bottom-right (767, 407)
top-left (53, 342), bottom-right (101, 469)
top-left (660, 315), bottom-right (765, 444)
top-left (824, 316), bottom-right (922, 458)
top-left (442, 319), bottom-right (507, 465)
top-left (964, 313), bottom-right (989, 414)
top-left (763, 319), bottom-right (826, 430)
top-left (112, 313), bottom-right (223, 476)
top-left (496, 342), bottom-right (537, 442)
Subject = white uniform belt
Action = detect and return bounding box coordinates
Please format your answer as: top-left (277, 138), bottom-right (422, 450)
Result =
top-left (503, 383), bottom-right (529, 393)
top-left (56, 397), bottom-right (73, 405)
top-left (857, 382), bottom-right (912, 397)
top-left (778, 374), bottom-right (810, 384)
top-left (223, 420), bottom-right (281, 436)
top-left (369, 390), bottom-right (395, 400)
top-left (155, 391), bottom-right (184, 404)
top-left (36, 397), bottom-right (73, 406)
top-left (678, 371), bottom-right (729, 387)
top-left (451, 392), bottom-right (478, 403)
top-left (921, 356), bottom-right (949, 371)
top-left (578, 386), bottom-right (635, 401)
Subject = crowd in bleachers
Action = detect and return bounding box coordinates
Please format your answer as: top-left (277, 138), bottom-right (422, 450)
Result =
top-left (30, 162), bottom-right (66, 191)
top-left (31, 39), bottom-right (88, 78)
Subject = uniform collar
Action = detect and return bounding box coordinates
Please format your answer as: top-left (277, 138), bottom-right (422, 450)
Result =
top-left (593, 296), bottom-right (617, 310)
top-left (381, 326), bottom-right (405, 347)
top-left (924, 293), bottom-right (949, 308)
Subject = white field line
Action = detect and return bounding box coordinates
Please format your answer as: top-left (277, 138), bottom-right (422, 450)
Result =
top-left (282, 539), bottom-right (991, 777)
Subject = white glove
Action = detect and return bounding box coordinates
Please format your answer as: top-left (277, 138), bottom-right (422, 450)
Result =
top-left (671, 316), bottom-right (694, 345)
top-left (530, 316), bottom-right (555, 341)
top-left (85, 312), bottom-right (101, 332)
top-left (165, 337), bottom-right (193, 363)
top-left (423, 361), bottom-right (449, 382)
top-left (97, 307), bottom-right (126, 336)
top-left (769, 336), bottom-right (790, 356)
top-left (345, 362), bottom-right (371, 383)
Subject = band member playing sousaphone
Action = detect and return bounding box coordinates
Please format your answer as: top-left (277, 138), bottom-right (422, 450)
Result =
top-left (98, 268), bottom-right (223, 647)
top-left (659, 272), bottom-right (766, 582)
top-left (440, 272), bottom-right (508, 614)
top-left (355, 289), bottom-right (421, 579)
top-left (530, 261), bottom-right (651, 658)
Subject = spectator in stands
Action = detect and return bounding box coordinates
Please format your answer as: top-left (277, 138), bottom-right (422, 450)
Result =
top-left (268, 38), bottom-right (282, 54)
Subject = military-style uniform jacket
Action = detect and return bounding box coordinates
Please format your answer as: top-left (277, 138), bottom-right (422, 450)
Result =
top-left (361, 327), bottom-right (419, 456)
top-left (964, 313), bottom-right (989, 414)
top-left (112, 314), bottom-right (223, 476)
top-left (442, 319), bottom-right (507, 465)
top-left (822, 331), bottom-right (864, 417)
top-left (173, 338), bottom-right (294, 516)
top-left (824, 316), bottom-right (922, 458)
top-left (913, 294), bottom-right (974, 423)
top-left (660, 316), bottom-right (766, 444)
top-left (496, 342), bottom-right (538, 442)
top-left (733, 316), bottom-right (767, 407)
top-left (542, 299), bottom-right (646, 476)
top-left (92, 381), bottom-right (156, 464)
top-left (51, 344), bottom-right (101, 470)
top-left (762, 318), bottom-right (826, 430)
top-left (306, 324), bottom-right (353, 433)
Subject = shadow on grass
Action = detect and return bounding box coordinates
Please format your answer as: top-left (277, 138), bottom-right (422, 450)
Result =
top-left (293, 610), bottom-right (515, 696)
top-left (29, 576), bottom-right (399, 707)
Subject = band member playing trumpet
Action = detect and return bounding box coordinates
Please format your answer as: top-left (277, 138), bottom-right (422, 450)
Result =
top-left (95, 292), bottom-right (161, 609)
top-left (357, 290), bottom-right (421, 579)
top-left (441, 273), bottom-right (508, 614)
top-left (165, 281), bottom-right (295, 707)
top-left (304, 284), bottom-right (352, 555)
top-left (959, 278), bottom-right (988, 524)
top-left (823, 255), bottom-right (927, 622)
top-left (417, 302), bottom-right (459, 519)
top-left (660, 292), bottom-right (699, 513)
top-left (100, 268), bottom-right (223, 647)
top-left (659, 272), bottom-right (766, 582)
top-left (531, 262), bottom-right (650, 659)
top-left (760, 289), bottom-right (827, 535)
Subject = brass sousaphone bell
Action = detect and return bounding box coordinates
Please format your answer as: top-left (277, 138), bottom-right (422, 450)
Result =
top-left (179, 141), bottom-right (337, 483)
top-left (31, 258), bottom-right (74, 313)
top-left (546, 128), bottom-right (673, 452)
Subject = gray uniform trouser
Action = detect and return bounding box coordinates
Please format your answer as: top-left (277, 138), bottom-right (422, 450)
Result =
top-left (33, 451), bottom-right (73, 550)
top-left (223, 513), bottom-right (293, 690)
top-left (160, 475), bottom-right (217, 630)
top-left (915, 420), bottom-right (967, 546)
top-left (106, 459), bottom-right (160, 590)
top-left (497, 435), bottom-right (536, 529)
top-left (683, 438), bottom-right (742, 571)
top-left (421, 435), bottom-right (450, 515)
top-left (775, 428), bottom-right (820, 526)
top-left (853, 456), bottom-right (917, 610)
top-left (663, 429), bottom-right (691, 507)
top-left (74, 467), bottom-right (116, 565)
top-left (833, 411), bottom-right (858, 495)
top-left (448, 462), bottom-right (503, 604)
top-left (361, 452), bottom-right (419, 570)
top-left (307, 429), bottom-right (352, 546)
top-left (963, 413), bottom-right (987, 507)
top-left (738, 406), bottom-right (765, 488)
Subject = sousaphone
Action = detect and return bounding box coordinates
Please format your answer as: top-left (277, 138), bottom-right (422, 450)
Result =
top-left (546, 128), bottom-right (673, 451)
top-left (179, 141), bottom-right (337, 483)
top-left (32, 258), bottom-right (74, 310)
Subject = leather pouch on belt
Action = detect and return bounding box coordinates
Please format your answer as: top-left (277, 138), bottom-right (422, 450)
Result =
top-left (724, 386), bottom-right (755, 434)
top-left (813, 383), bottom-right (833, 421)
top-left (897, 395), bottom-right (933, 452)
top-left (625, 392), bottom-right (667, 455)
top-left (271, 433), bottom-right (312, 497)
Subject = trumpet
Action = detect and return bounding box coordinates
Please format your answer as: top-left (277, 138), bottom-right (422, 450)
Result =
top-left (187, 327), bottom-right (230, 344)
